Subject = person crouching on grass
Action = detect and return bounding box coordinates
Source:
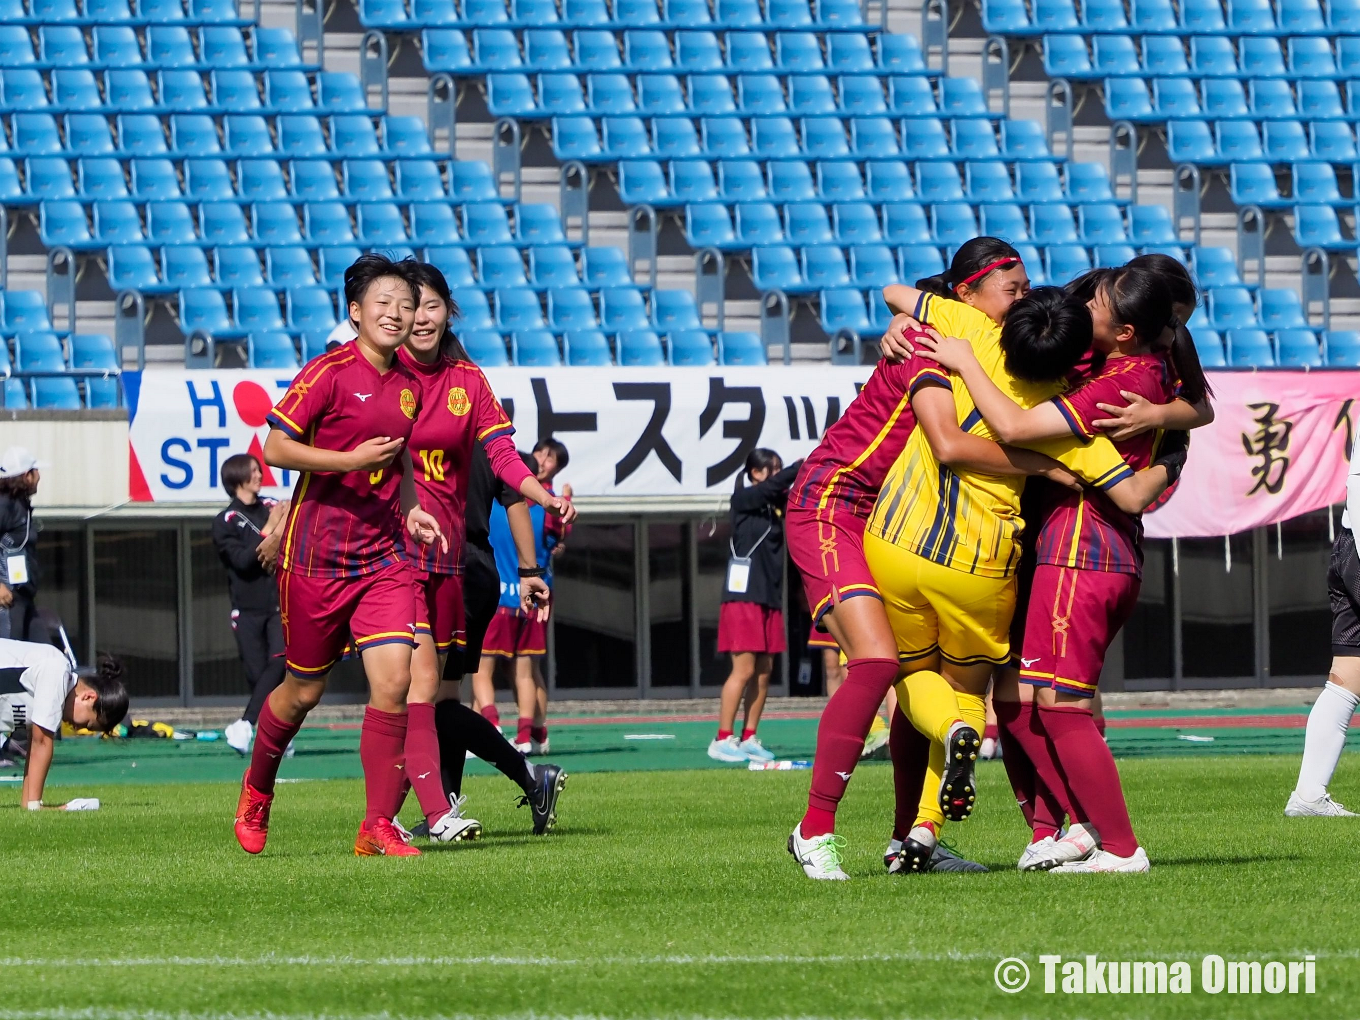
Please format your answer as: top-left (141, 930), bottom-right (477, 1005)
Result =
top-left (0, 638), bottom-right (128, 810)
top-left (233, 253), bottom-right (447, 858)
top-left (708, 448), bottom-right (802, 764)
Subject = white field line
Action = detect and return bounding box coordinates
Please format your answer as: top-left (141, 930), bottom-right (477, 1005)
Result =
top-left (0, 1011), bottom-right (922, 1020)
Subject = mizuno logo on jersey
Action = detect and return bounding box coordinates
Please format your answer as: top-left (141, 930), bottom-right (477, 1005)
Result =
top-left (355, 393), bottom-right (373, 402)
top-left (1021, 657), bottom-right (1040, 668)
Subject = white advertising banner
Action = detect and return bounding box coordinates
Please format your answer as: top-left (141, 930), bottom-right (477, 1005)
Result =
top-left (123, 366), bottom-right (872, 502)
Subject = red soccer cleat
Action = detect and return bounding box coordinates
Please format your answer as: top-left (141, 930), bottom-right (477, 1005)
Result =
top-left (234, 772), bottom-right (273, 855)
top-left (354, 818), bottom-right (422, 857)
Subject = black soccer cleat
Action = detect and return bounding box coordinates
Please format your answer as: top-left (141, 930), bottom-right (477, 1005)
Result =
top-left (938, 724), bottom-right (981, 822)
top-left (519, 763), bottom-right (568, 835)
top-left (888, 837), bottom-right (935, 875)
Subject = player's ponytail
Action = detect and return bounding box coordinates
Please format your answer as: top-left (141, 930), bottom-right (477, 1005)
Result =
top-left (407, 261), bottom-right (469, 362)
top-left (86, 655), bottom-right (129, 733)
top-left (1167, 323), bottom-right (1212, 405)
top-left (917, 236), bottom-right (1022, 298)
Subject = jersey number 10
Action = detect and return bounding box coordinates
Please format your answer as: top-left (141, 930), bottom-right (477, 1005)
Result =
top-left (418, 449), bottom-right (446, 482)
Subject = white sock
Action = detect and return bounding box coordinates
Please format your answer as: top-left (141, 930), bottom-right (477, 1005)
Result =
top-left (1295, 682), bottom-right (1360, 800)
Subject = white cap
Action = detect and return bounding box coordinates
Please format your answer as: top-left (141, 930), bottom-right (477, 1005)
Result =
top-left (0, 447), bottom-right (40, 478)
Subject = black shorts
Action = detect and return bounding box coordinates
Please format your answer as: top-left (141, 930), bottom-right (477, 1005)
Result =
top-left (1329, 528), bottom-right (1360, 656)
top-left (446, 539), bottom-right (501, 678)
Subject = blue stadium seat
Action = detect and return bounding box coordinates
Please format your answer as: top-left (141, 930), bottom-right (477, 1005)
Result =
top-left (768, 160), bottom-right (816, 201)
top-left (462, 329), bottom-right (509, 365)
top-left (675, 31), bottom-right (723, 72)
top-left (292, 160), bottom-right (341, 201)
top-left (669, 329), bottom-right (715, 365)
top-left (1155, 77), bottom-right (1201, 118)
top-left (235, 287), bottom-right (284, 332)
top-left (1300, 80), bottom-right (1345, 119)
top-left (450, 161), bottom-right (497, 202)
top-left (1084, 0), bottom-right (1129, 27)
top-left (828, 33), bottom-right (874, 73)
top-left (1105, 78), bottom-right (1153, 120)
top-left (451, 288), bottom-right (495, 329)
top-left (4, 70), bottom-right (48, 112)
top-left (463, 202), bottom-right (512, 245)
top-left (786, 202), bottom-right (834, 245)
top-left (496, 288), bottom-right (546, 331)
top-left (902, 118), bottom-right (950, 160)
top-left (602, 116), bottom-right (651, 158)
top-left (868, 160), bottom-right (914, 201)
top-left (479, 245), bottom-right (528, 288)
top-left (538, 74), bottom-right (587, 114)
top-left (751, 116), bottom-right (799, 157)
top-left (287, 287), bottom-right (337, 331)
top-left (342, 160), bottom-right (393, 201)
top-left (251, 202), bottom-right (302, 245)
top-left (685, 202), bottom-right (735, 246)
top-left (1166, 120), bottom-right (1215, 163)
top-left (16, 333), bottom-right (79, 410)
top-left (1241, 37), bottom-right (1286, 78)
top-left (1258, 288), bottom-right (1307, 329)
top-left (1143, 39), bottom-right (1190, 77)
top-left (1030, 204), bottom-right (1078, 245)
top-left (1292, 204), bottom-right (1345, 248)
top-left (514, 331), bottom-right (563, 367)
top-left (1276, 328), bottom-right (1322, 366)
top-left (881, 202), bottom-right (928, 244)
top-left (179, 287), bottom-right (233, 334)
top-left (722, 159), bottom-right (768, 200)
top-left (917, 163), bottom-right (962, 204)
top-left (898, 246), bottom-right (945, 283)
top-left (552, 116), bottom-right (602, 160)
top-left (162, 245), bottom-right (212, 288)
top-left (1227, 328), bottom-right (1275, 366)
top-left (982, 0), bottom-right (1030, 30)
top-left (422, 29), bottom-right (472, 71)
top-left (1230, 162), bottom-right (1281, 205)
top-left (1210, 286), bottom-right (1259, 329)
top-left (739, 74), bottom-right (787, 115)
top-left (93, 200), bottom-right (143, 244)
top-left (720, 331), bottom-right (765, 364)
top-left (1289, 36), bottom-right (1336, 77)
top-left (850, 244), bottom-right (899, 286)
top-left (624, 30), bottom-right (671, 70)
top-left (1079, 203), bottom-right (1127, 244)
top-left (1263, 120), bottom-right (1307, 162)
top-left (3, 291), bottom-right (52, 332)
top-left (26, 158), bottom-right (73, 201)
top-left (248, 331), bottom-right (300, 368)
top-left (888, 75), bottom-right (935, 115)
top-left (1191, 247), bottom-right (1242, 288)
top-left (652, 289), bottom-right (702, 330)
top-left (424, 247), bottom-right (475, 288)
top-left (980, 203), bottom-right (1029, 241)
top-left (618, 329), bottom-right (665, 365)
top-left (953, 119), bottom-right (999, 158)
top-left (488, 73), bottom-right (537, 117)
top-left (654, 117), bottom-right (701, 158)
top-left (71, 333), bottom-right (119, 408)
top-left (564, 329), bottom-right (611, 365)
top-left (575, 30), bottom-right (621, 70)
top-left (1199, 79), bottom-right (1246, 120)
top-left (1093, 243), bottom-right (1137, 267)
top-left (703, 116), bottom-right (750, 156)
top-left (619, 160), bottom-right (670, 204)
top-left (1091, 35), bottom-right (1139, 76)
top-left (53, 70), bottom-right (101, 113)
top-left (1181, 0), bottom-right (1226, 31)
top-left (108, 245), bottom-right (160, 290)
top-left (357, 202), bottom-right (409, 245)
top-left (1326, 330), bottom-right (1360, 365)
top-left (214, 246), bottom-right (264, 288)
top-left (751, 245), bottom-right (804, 290)
top-left (931, 202), bottom-right (978, 245)
top-left (689, 75), bottom-right (736, 115)
top-left (582, 246), bottom-right (631, 286)
top-left (1043, 35), bottom-right (1092, 77)
top-left (1133, 0), bottom-right (1177, 30)
top-left (1190, 36), bottom-right (1238, 76)
top-left (1033, 0), bottom-right (1078, 30)
top-left (819, 288), bottom-right (869, 334)
top-left (40, 201), bottom-right (93, 248)
top-left (201, 201), bottom-right (250, 245)
top-left (637, 74), bottom-right (685, 115)
top-left (819, 161), bottom-right (865, 200)
top-left (1129, 205), bottom-right (1177, 245)
top-left (1000, 120), bottom-right (1050, 159)
top-left (265, 247), bottom-right (317, 287)
top-left (1045, 245), bottom-right (1092, 285)
top-left (1192, 328), bottom-right (1226, 366)
top-left (1312, 122), bottom-right (1357, 162)
top-left (833, 201), bottom-right (880, 243)
top-left (517, 203), bottom-right (566, 245)
top-left (1294, 163), bottom-right (1341, 204)
top-left (802, 244), bottom-right (850, 288)
top-left (600, 286), bottom-right (649, 330)
top-left (1229, 0), bottom-right (1276, 32)
top-left (148, 201), bottom-right (198, 245)
top-left (67, 114), bottom-right (115, 156)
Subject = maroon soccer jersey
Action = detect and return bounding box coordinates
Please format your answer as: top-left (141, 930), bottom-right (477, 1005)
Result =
top-left (1034, 352), bottom-right (1176, 576)
top-left (269, 341), bottom-right (421, 578)
top-left (399, 348), bottom-right (531, 575)
top-left (788, 347), bottom-right (948, 519)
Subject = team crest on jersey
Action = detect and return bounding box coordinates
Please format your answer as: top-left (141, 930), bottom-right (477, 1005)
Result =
top-left (399, 388), bottom-right (417, 419)
top-left (447, 386), bottom-right (471, 417)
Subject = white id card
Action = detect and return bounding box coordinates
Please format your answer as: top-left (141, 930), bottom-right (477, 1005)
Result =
top-left (726, 557), bottom-right (751, 594)
top-left (6, 553), bottom-right (27, 586)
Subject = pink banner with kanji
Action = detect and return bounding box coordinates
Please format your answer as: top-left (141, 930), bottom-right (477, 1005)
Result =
top-left (1144, 371), bottom-right (1360, 539)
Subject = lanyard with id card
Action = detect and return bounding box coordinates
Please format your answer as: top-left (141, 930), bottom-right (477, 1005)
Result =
top-left (726, 523), bottom-right (772, 595)
top-left (5, 553), bottom-right (27, 586)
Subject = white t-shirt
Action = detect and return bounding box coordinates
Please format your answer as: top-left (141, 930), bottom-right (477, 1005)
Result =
top-left (0, 639), bottom-right (75, 736)
top-left (1344, 438), bottom-right (1360, 538)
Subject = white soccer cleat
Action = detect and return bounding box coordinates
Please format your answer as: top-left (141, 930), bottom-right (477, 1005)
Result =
top-left (428, 803), bottom-right (483, 843)
top-left (1285, 791), bottom-right (1359, 817)
top-left (1017, 835), bottom-right (1058, 871)
top-left (529, 737), bottom-right (550, 756)
top-left (788, 824), bottom-right (849, 881)
top-left (1052, 846), bottom-right (1150, 873)
top-left (883, 837), bottom-right (903, 870)
top-left (513, 740), bottom-right (531, 754)
top-left (1036, 822), bottom-right (1100, 869)
top-left (224, 718), bottom-right (253, 756)
top-left (707, 736), bottom-right (748, 762)
top-left (738, 735), bottom-right (775, 761)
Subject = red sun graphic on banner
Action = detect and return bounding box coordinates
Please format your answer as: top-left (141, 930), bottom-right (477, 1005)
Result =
top-left (233, 380), bottom-right (278, 486)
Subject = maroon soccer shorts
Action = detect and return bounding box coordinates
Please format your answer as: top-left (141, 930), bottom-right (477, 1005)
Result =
top-left (786, 501), bottom-right (881, 630)
top-left (482, 604), bottom-right (547, 658)
top-left (278, 561), bottom-right (417, 677)
top-left (1018, 565), bottom-right (1140, 698)
top-left (717, 602), bottom-right (786, 655)
top-left (807, 623), bottom-right (839, 651)
top-left (413, 570), bottom-right (467, 653)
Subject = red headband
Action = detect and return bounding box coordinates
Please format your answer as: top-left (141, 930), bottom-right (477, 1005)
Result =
top-left (954, 257), bottom-right (1022, 291)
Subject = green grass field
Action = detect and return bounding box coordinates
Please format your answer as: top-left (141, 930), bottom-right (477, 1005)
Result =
top-left (5, 751), bottom-right (1358, 1020)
